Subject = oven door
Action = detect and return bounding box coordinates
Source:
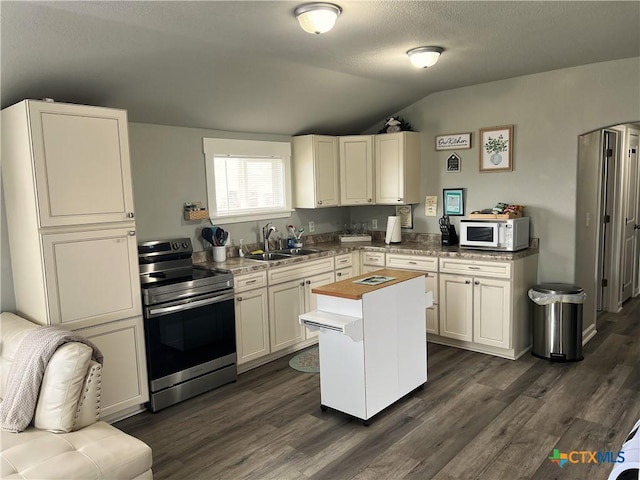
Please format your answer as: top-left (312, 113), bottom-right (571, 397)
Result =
top-left (460, 221), bottom-right (501, 248)
top-left (143, 290), bottom-right (236, 390)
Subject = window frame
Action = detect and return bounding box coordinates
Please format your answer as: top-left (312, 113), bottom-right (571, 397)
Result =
top-left (203, 138), bottom-right (293, 224)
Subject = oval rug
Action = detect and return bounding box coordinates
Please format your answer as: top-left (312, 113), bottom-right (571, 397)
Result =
top-left (289, 346), bottom-right (319, 373)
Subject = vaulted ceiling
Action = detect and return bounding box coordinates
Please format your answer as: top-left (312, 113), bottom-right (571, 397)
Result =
top-left (1, 1), bottom-right (638, 136)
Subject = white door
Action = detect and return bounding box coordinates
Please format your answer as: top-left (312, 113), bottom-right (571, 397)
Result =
top-left (473, 277), bottom-right (511, 349)
top-left (439, 274), bottom-right (473, 341)
top-left (268, 278), bottom-right (305, 352)
top-left (314, 136), bottom-right (339, 207)
top-left (304, 271), bottom-right (336, 339)
top-left (42, 228), bottom-right (141, 328)
top-left (623, 130), bottom-right (639, 300)
top-left (235, 288), bottom-right (270, 364)
top-left (75, 317), bottom-right (148, 420)
top-left (339, 135), bottom-right (374, 205)
top-left (425, 273), bottom-right (439, 335)
top-left (29, 101), bottom-right (135, 227)
top-left (375, 133), bottom-right (404, 204)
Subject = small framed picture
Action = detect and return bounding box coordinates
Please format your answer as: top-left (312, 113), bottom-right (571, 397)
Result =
top-left (479, 125), bottom-right (513, 172)
top-left (443, 188), bottom-right (464, 216)
top-left (446, 153), bottom-right (461, 172)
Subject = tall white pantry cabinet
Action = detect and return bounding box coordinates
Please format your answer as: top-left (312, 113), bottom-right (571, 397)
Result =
top-left (1, 100), bottom-right (149, 421)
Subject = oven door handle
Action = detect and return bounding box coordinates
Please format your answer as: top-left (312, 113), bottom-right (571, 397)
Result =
top-left (147, 291), bottom-right (235, 317)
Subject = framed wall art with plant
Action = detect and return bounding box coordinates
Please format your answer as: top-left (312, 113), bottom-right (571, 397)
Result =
top-left (479, 125), bottom-right (513, 172)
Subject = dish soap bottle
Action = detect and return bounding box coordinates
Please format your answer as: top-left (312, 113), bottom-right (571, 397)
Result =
top-left (287, 225), bottom-right (296, 249)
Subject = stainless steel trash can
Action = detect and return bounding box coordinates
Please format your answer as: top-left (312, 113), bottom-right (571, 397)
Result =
top-left (529, 283), bottom-right (585, 361)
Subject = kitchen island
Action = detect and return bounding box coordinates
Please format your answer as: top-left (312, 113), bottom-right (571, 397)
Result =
top-left (300, 268), bottom-right (432, 425)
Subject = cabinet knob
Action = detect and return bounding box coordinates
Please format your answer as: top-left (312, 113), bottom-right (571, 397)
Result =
top-left (465, 280), bottom-right (471, 284)
top-left (318, 200), bottom-right (323, 205)
top-left (128, 230), bottom-right (136, 236)
top-left (237, 297), bottom-right (243, 302)
top-left (306, 280), bottom-right (311, 285)
top-left (300, 282), bottom-right (305, 286)
top-left (398, 198), bottom-right (403, 202)
top-left (368, 198), bottom-right (372, 203)
top-left (337, 272), bottom-right (342, 277)
top-left (127, 212), bottom-right (135, 218)
top-left (474, 281), bottom-right (480, 285)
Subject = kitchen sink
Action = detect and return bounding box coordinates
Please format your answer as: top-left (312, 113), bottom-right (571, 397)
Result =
top-left (244, 248), bottom-right (321, 261)
top-left (275, 248), bottom-right (321, 256)
top-left (244, 252), bottom-right (292, 261)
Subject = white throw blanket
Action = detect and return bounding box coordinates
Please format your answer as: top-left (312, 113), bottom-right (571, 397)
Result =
top-left (0, 326), bottom-right (103, 433)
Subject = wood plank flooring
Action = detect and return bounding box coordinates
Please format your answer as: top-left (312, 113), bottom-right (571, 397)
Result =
top-left (116, 297), bottom-right (640, 480)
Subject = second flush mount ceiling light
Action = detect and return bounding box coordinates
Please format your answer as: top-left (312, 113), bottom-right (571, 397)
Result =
top-left (407, 46), bottom-right (444, 68)
top-left (294, 2), bottom-right (342, 34)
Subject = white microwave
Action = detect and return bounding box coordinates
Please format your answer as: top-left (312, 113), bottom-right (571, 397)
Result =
top-left (459, 217), bottom-right (530, 251)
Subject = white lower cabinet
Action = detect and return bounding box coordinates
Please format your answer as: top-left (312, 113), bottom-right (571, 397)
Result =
top-left (435, 256), bottom-right (538, 360)
top-left (267, 257), bottom-right (335, 353)
top-left (385, 253), bottom-right (439, 336)
top-left (234, 271), bottom-right (269, 365)
top-left (75, 317), bottom-right (148, 420)
top-left (361, 251), bottom-right (385, 274)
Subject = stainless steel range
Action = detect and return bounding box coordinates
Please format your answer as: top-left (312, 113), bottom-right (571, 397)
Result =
top-left (138, 238), bottom-right (236, 412)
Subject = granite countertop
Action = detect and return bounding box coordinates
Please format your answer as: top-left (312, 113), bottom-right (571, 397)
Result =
top-left (194, 240), bottom-right (539, 276)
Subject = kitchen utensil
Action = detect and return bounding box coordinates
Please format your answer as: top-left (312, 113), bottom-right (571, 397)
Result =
top-left (202, 227), bottom-right (215, 245)
top-left (214, 227), bottom-right (225, 246)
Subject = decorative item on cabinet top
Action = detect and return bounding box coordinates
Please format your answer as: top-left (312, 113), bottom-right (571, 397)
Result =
top-left (184, 201), bottom-right (209, 221)
top-left (378, 115), bottom-right (414, 134)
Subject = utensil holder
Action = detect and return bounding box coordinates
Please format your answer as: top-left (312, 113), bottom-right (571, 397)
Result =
top-left (213, 246), bottom-right (226, 263)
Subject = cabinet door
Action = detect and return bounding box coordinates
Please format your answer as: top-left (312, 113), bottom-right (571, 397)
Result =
top-left (42, 228), bottom-right (141, 329)
top-left (304, 271), bottom-right (335, 339)
top-left (75, 317), bottom-right (148, 420)
top-left (375, 133), bottom-right (404, 204)
top-left (268, 279), bottom-right (305, 352)
top-left (235, 288), bottom-right (270, 364)
top-left (339, 135), bottom-right (374, 205)
top-left (424, 273), bottom-right (439, 335)
top-left (439, 274), bottom-right (473, 341)
top-left (335, 267), bottom-right (354, 280)
top-left (314, 136), bottom-right (340, 207)
top-left (28, 101), bottom-right (135, 227)
top-left (473, 277), bottom-right (512, 349)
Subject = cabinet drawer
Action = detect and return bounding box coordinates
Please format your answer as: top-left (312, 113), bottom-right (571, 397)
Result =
top-left (234, 271), bottom-right (268, 293)
top-left (268, 257), bottom-right (335, 285)
top-left (361, 251), bottom-right (385, 266)
top-left (334, 253), bottom-right (353, 268)
top-left (386, 254), bottom-right (438, 271)
top-left (439, 258), bottom-right (511, 278)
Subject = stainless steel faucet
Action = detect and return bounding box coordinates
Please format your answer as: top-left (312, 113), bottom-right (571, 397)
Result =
top-left (262, 222), bottom-right (278, 251)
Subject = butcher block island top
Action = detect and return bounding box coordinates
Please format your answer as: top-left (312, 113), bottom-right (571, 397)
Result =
top-left (312, 268), bottom-right (425, 300)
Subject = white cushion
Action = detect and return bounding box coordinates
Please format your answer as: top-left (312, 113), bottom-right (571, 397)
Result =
top-left (1, 421), bottom-right (153, 479)
top-left (34, 343), bottom-right (92, 433)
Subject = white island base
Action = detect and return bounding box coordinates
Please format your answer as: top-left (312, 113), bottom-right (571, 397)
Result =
top-left (300, 269), bottom-right (431, 425)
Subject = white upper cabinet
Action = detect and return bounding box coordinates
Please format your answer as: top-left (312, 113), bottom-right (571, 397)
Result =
top-left (375, 132), bottom-right (421, 205)
top-left (2, 100), bottom-right (135, 227)
top-left (339, 135), bottom-right (374, 205)
top-left (292, 135), bottom-right (339, 208)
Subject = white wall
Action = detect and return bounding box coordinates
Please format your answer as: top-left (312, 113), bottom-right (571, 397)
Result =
top-left (381, 57), bottom-right (640, 283)
top-left (128, 123), bottom-right (349, 251)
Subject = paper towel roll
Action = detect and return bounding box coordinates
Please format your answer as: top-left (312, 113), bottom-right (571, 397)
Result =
top-left (385, 216), bottom-right (402, 244)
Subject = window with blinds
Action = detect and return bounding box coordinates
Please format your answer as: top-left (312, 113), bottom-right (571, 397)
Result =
top-left (204, 138), bottom-right (293, 223)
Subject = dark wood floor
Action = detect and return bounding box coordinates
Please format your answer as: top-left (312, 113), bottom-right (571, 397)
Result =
top-left (117, 298), bottom-right (639, 480)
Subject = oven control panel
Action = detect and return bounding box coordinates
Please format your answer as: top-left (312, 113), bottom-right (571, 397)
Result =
top-left (138, 238), bottom-right (193, 256)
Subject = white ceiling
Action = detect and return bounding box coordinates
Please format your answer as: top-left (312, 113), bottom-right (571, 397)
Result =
top-left (1, 1), bottom-right (638, 136)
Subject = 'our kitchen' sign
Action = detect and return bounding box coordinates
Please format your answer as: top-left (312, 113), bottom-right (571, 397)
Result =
top-left (435, 132), bottom-right (472, 151)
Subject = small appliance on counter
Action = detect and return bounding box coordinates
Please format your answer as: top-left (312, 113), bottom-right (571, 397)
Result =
top-left (385, 216), bottom-right (402, 244)
top-left (459, 217), bottom-right (529, 251)
top-left (439, 215), bottom-right (458, 246)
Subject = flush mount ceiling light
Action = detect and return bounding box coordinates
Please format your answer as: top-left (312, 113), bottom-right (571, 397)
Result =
top-left (407, 46), bottom-right (444, 68)
top-left (294, 3), bottom-right (342, 34)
